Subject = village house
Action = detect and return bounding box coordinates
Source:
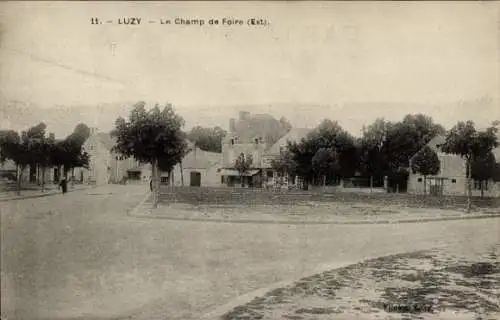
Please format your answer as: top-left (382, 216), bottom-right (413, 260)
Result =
top-left (407, 134), bottom-right (500, 197)
top-left (82, 128), bottom-right (151, 185)
top-left (0, 159), bottom-right (27, 184)
top-left (83, 129), bottom-right (223, 187)
top-left (220, 111), bottom-right (273, 187)
top-left (219, 110), bottom-right (310, 188)
top-left (166, 142), bottom-right (222, 187)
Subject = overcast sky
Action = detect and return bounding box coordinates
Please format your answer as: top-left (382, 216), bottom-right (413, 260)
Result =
top-left (0, 1), bottom-right (498, 133)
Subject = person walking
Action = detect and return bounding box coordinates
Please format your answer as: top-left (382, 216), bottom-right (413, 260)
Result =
top-left (59, 177), bottom-right (68, 194)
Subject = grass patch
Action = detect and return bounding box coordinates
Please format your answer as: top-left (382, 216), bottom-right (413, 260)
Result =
top-left (444, 262), bottom-right (500, 278)
top-left (295, 307), bottom-right (341, 314)
top-left (160, 186), bottom-right (500, 210)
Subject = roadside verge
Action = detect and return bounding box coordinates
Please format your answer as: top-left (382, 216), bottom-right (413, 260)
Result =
top-left (128, 200), bottom-right (500, 225)
top-left (0, 185), bottom-right (98, 202)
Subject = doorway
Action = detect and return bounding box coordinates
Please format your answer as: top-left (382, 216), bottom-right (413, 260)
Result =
top-left (54, 167), bottom-right (60, 182)
top-left (190, 171), bottom-right (201, 187)
top-left (428, 178), bottom-right (445, 196)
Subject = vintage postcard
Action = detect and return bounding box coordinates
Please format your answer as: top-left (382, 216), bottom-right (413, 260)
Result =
top-left (0, 1), bottom-right (499, 320)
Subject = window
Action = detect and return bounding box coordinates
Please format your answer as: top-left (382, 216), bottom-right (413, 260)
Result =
top-left (417, 178), bottom-right (422, 182)
top-left (254, 138), bottom-right (259, 144)
top-left (451, 179), bottom-right (456, 183)
top-left (267, 170), bottom-right (273, 178)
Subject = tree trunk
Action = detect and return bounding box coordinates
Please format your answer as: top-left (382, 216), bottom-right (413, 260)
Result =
top-left (38, 165), bottom-right (42, 185)
top-left (41, 166), bottom-right (46, 192)
top-left (370, 175), bottom-right (373, 193)
top-left (180, 161), bottom-right (184, 187)
top-left (71, 167), bottom-right (75, 187)
top-left (16, 164), bottom-right (22, 196)
top-left (467, 159), bottom-right (472, 213)
top-left (480, 181), bottom-right (484, 198)
top-left (170, 169), bottom-right (174, 192)
top-left (151, 159), bottom-right (160, 208)
top-left (423, 176), bottom-right (426, 196)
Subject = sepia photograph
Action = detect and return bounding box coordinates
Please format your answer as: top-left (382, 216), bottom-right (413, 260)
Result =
top-left (0, 1), bottom-right (499, 320)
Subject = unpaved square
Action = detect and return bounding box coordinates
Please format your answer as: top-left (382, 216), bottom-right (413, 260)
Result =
top-left (222, 244), bottom-right (500, 320)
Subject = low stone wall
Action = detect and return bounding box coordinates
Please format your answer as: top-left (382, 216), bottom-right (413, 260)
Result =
top-left (310, 186), bottom-right (386, 194)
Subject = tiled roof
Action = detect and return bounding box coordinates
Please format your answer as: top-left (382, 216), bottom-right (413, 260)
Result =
top-left (266, 128), bottom-right (311, 154)
top-left (426, 135), bottom-right (447, 152)
top-left (181, 147), bottom-right (221, 169)
top-left (230, 113), bottom-right (287, 144)
top-left (422, 133), bottom-right (500, 159)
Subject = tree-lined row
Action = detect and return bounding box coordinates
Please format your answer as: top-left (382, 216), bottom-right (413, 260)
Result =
top-left (272, 115), bottom-right (499, 207)
top-left (272, 115), bottom-right (445, 185)
top-left (0, 123), bottom-right (91, 194)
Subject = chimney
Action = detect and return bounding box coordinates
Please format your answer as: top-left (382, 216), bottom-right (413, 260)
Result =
top-left (90, 127), bottom-right (99, 135)
top-left (229, 118), bottom-right (236, 133)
